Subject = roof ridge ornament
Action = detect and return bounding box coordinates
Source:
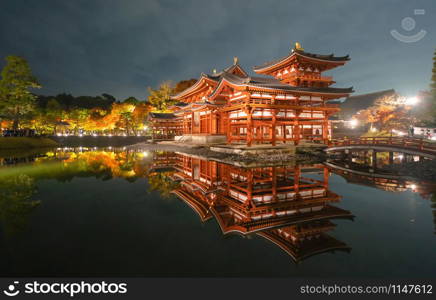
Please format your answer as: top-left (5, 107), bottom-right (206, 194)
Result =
top-left (233, 56), bottom-right (238, 65)
top-left (294, 42), bottom-right (304, 51)
top-left (213, 69), bottom-right (217, 74)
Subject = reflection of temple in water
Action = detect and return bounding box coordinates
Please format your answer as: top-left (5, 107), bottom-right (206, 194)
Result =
top-left (149, 152), bottom-right (353, 262)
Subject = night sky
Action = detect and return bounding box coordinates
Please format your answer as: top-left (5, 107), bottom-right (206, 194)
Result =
top-left (0, 0), bottom-right (435, 100)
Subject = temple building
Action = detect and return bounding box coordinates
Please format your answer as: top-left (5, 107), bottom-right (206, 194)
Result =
top-left (149, 43), bottom-right (352, 146)
top-left (148, 151), bottom-right (353, 262)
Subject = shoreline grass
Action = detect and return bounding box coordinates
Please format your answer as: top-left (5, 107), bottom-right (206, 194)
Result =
top-left (0, 137), bottom-right (59, 149)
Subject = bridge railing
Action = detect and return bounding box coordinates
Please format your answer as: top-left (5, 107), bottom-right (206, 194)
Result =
top-left (329, 136), bottom-right (436, 152)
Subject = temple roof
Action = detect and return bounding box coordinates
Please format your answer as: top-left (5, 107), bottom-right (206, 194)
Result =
top-left (172, 62), bottom-right (249, 100)
top-left (209, 71), bottom-right (353, 98)
top-left (258, 231), bottom-right (351, 263)
top-left (253, 49), bottom-right (350, 73)
top-left (339, 89), bottom-right (397, 119)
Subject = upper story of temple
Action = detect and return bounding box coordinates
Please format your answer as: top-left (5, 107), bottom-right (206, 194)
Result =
top-left (171, 43), bottom-right (352, 106)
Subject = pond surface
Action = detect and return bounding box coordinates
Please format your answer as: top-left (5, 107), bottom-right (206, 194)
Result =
top-left (0, 148), bottom-right (435, 277)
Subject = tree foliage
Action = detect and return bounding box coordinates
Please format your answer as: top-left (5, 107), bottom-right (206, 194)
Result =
top-left (353, 94), bottom-right (413, 132)
top-left (147, 81), bottom-right (175, 112)
top-left (147, 79), bottom-right (196, 112)
top-left (0, 56), bottom-right (41, 129)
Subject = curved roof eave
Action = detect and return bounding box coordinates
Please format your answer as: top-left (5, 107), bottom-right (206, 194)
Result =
top-left (253, 50), bottom-right (350, 73)
top-left (171, 73), bottom-right (217, 100)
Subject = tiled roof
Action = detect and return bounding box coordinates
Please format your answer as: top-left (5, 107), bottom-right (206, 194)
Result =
top-left (218, 72), bottom-right (353, 94)
top-left (253, 49), bottom-right (350, 71)
top-left (339, 89), bottom-right (397, 119)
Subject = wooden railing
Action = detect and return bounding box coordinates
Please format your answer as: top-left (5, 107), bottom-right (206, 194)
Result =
top-left (329, 137), bottom-right (436, 153)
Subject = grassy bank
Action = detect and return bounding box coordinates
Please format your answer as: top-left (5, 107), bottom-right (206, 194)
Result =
top-left (0, 137), bottom-right (59, 149)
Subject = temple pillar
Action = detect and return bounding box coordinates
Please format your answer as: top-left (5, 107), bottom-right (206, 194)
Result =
top-left (293, 165), bottom-right (301, 200)
top-left (272, 108), bottom-right (277, 146)
top-left (372, 150), bottom-right (377, 170)
top-left (322, 114), bottom-right (329, 144)
top-left (389, 152), bottom-right (394, 165)
top-left (323, 167), bottom-right (329, 188)
top-left (246, 106), bottom-right (253, 147)
top-left (272, 167), bottom-right (277, 202)
top-left (245, 170), bottom-right (253, 208)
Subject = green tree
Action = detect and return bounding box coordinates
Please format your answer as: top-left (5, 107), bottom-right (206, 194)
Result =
top-left (46, 99), bottom-right (64, 134)
top-left (147, 81), bottom-right (175, 112)
top-left (0, 56), bottom-right (41, 129)
top-left (68, 108), bottom-right (89, 134)
top-left (124, 96), bottom-right (140, 105)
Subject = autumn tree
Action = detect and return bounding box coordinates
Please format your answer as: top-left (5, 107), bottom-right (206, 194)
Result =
top-left (0, 56), bottom-right (41, 129)
top-left (173, 79), bottom-right (197, 94)
top-left (147, 79), bottom-right (196, 112)
top-left (67, 108), bottom-right (90, 134)
top-left (132, 102), bottom-right (151, 134)
top-left (353, 94), bottom-right (413, 133)
top-left (147, 81), bottom-right (175, 112)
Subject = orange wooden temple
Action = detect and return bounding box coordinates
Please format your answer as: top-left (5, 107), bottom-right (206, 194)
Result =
top-left (149, 43), bottom-right (352, 146)
top-left (148, 152), bottom-right (353, 262)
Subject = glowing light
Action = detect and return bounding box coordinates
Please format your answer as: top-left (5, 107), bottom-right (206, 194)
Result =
top-left (370, 127), bottom-right (378, 132)
top-left (404, 96), bottom-right (419, 106)
top-left (142, 151), bottom-right (149, 157)
top-left (79, 134), bottom-right (83, 137)
top-left (92, 133), bottom-right (97, 137)
top-left (398, 154), bottom-right (404, 160)
top-left (349, 119), bottom-right (358, 128)
top-left (410, 184), bottom-right (417, 190)
top-left (392, 129), bottom-right (406, 136)
top-left (56, 133), bottom-right (62, 136)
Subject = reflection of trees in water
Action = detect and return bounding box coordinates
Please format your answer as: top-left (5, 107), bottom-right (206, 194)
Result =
top-left (0, 174), bottom-right (40, 236)
top-left (147, 172), bottom-right (179, 198)
top-left (0, 151), bottom-right (152, 236)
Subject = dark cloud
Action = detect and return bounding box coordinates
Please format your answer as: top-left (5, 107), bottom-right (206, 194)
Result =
top-left (0, 0), bottom-right (435, 99)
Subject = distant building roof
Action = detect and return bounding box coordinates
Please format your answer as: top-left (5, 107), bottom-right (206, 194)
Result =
top-left (339, 89), bottom-right (397, 119)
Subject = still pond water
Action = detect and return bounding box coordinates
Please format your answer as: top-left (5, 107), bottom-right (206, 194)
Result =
top-left (0, 148), bottom-right (435, 277)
